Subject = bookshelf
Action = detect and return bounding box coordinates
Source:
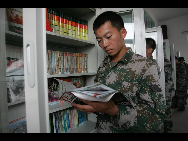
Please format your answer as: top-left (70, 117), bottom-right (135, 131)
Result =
top-left (47, 72), bottom-right (96, 78)
top-left (21, 8), bottom-right (98, 133)
top-left (45, 8), bottom-right (98, 133)
top-left (46, 31), bottom-right (95, 48)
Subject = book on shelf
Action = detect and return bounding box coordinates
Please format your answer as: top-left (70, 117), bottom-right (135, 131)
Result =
top-left (49, 107), bottom-right (87, 133)
top-left (6, 59), bottom-right (25, 103)
top-left (9, 116), bottom-right (27, 133)
top-left (47, 8), bottom-right (89, 41)
top-left (48, 77), bottom-right (85, 109)
top-left (6, 8), bottom-right (23, 35)
top-left (59, 83), bottom-right (117, 104)
top-left (47, 50), bottom-right (88, 75)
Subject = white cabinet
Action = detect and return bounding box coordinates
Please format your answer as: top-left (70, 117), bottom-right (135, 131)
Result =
top-left (23, 8), bottom-right (98, 133)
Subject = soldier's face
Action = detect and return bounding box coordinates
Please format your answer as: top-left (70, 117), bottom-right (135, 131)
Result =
top-left (94, 21), bottom-right (127, 56)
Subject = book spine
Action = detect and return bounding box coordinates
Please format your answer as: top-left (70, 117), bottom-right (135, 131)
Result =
top-left (46, 51), bottom-right (48, 74)
top-left (68, 52), bottom-right (72, 74)
top-left (60, 12), bottom-right (64, 35)
top-left (85, 54), bottom-right (88, 73)
top-left (55, 51), bottom-right (59, 74)
top-left (60, 52), bottom-right (64, 74)
top-left (50, 107), bottom-right (87, 133)
top-left (47, 51), bottom-right (88, 75)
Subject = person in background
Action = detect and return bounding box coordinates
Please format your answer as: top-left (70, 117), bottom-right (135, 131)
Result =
top-left (72, 11), bottom-right (165, 133)
top-left (176, 57), bottom-right (187, 111)
top-left (146, 38), bottom-right (174, 132)
top-left (171, 56), bottom-right (178, 108)
top-left (163, 57), bottom-right (175, 133)
top-left (146, 38), bottom-right (161, 77)
top-left (146, 38), bottom-right (156, 60)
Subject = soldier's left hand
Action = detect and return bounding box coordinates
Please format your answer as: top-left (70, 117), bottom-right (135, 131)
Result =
top-left (71, 99), bottom-right (118, 116)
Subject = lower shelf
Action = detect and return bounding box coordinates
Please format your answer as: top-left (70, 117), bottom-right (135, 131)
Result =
top-left (67, 120), bottom-right (96, 133)
top-left (49, 101), bottom-right (72, 113)
top-left (47, 72), bottom-right (97, 78)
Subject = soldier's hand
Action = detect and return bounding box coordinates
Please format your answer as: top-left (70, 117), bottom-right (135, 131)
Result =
top-left (71, 82), bottom-right (82, 88)
top-left (71, 99), bottom-right (118, 116)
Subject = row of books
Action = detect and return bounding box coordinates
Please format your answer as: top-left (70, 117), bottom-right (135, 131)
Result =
top-left (47, 50), bottom-right (88, 75)
top-left (49, 107), bottom-right (87, 133)
top-left (47, 8), bottom-right (88, 40)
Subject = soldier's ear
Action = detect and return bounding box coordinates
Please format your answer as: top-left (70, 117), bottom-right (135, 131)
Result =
top-left (121, 28), bottom-right (127, 39)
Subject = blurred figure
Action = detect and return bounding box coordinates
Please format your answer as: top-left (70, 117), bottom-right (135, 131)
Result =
top-left (163, 57), bottom-right (175, 133)
top-left (176, 57), bottom-right (187, 111)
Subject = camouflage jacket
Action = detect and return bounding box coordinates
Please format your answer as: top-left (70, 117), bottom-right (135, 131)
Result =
top-left (94, 48), bottom-right (165, 133)
top-left (149, 56), bottom-right (161, 78)
top-left (164, 58), bottom-right (175, 98)
top-left (176, 62), bottom-right (187, 91)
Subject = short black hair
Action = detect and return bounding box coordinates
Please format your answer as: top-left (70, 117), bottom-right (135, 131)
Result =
top-left (93, 11), bottom-right (124, 32)
top-left (146, 38), bottom-right (156, 52)
top-left (178, 57), bottom-right (185, 62)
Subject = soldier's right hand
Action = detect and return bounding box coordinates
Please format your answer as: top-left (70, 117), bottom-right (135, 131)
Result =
top-left (71, 82), bottom-right (82, 88)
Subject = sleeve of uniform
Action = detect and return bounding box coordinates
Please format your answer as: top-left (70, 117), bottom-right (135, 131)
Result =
top-left (164, 61), bottom-right (175, 98)
top-left (110, 63), bottom-right (166, 132)
top-left (144, 63), bottom-right (166, 114)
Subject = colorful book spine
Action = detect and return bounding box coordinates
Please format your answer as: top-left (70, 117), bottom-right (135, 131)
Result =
top-left (47, 50), bottom-right (88, 75)
top-left (47, 8), bottom-right (89, 41)
top-left (49, 107), bottom-right (88, 133)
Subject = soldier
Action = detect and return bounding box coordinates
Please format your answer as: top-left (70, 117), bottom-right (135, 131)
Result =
top-left (185, 59), bottom-right (188, 104)
top-left (146, 38), bottom-right (156, 59)
top-left (163, 57), bottom-right (175, 133)
top-left (146, 38), bottom-right (161, 77)
top-left (146, 38), bottom-right (174, 132)
top-left (72, 11), bottom-right (165, 133)
top-left (176, 57), bottom-right (187, 111)
top-left (171, 56), bottom-right (178, 108)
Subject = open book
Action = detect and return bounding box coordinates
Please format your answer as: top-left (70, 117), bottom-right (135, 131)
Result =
top-left (59, 83), bottom-right (117, 104)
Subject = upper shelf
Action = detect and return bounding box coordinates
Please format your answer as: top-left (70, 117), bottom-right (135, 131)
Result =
top-left (46, 31), bottom-right (95, 48)
top-left (54, 8), bottom-right (96, 19)
top-left (6, 31), bottom-right (23, 46)
top-left (5, 30), bottom-right (95, 48)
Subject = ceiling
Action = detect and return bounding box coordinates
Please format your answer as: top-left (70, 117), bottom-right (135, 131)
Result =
top-left (146, 8), bottom-right (188, 22)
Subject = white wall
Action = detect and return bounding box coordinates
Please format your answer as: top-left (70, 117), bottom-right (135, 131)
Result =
top-left (159, 14), bottom-right (188, 63)
top-left (144, 8), bottom-right (159, 27)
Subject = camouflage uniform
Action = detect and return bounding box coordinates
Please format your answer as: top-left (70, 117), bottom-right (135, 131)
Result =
top-left (148, 56), bottom-right (174, 132)
top-left (149, 56), bottom-right (161, 78)
top-left (184, 62), bottom-right (188, 102)
top-left (176, 62), bottom-right (187, 110)
top-left (163, 58), bottom-right (175, 133)
top-left (94, 48), bottom-right (165, 133)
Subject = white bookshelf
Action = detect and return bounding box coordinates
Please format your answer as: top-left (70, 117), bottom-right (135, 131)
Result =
top-left (67, 120), bottom-right (96, 133)
top-left (45, 8), bottom-right (98, 133)
top-left (49, 102), bottom-right (72, 113)
top-left (46, 31), bottom-right (95, 48)
top-left (47, 72), bottom-right (97, 78)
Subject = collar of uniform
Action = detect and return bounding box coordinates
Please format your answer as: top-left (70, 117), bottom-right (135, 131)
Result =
top-left (103, 47), bottom-right (134, 65)
top-left (149, 56), bottom-right (154, 60)
top-left (119, 47), bottom-right (134, 64)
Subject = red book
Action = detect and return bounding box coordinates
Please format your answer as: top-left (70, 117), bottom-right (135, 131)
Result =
top-left (46, 8), bottom-right (52, 32)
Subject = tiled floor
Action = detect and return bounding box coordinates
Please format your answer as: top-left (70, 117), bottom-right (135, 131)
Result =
top-left (172, 100), bottom-right (188, 133)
